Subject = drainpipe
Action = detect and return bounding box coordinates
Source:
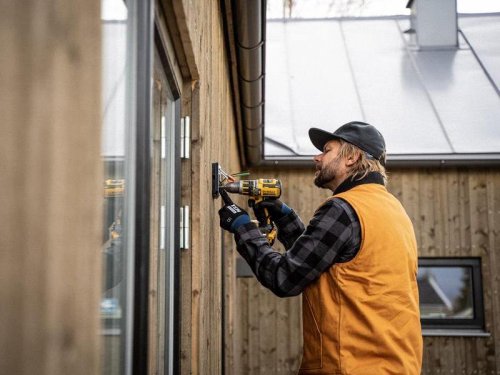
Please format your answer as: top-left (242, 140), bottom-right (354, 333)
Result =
top-left (234, 0), bottom-right (266, 166)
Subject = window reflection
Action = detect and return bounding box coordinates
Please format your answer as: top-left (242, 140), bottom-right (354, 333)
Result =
top-left (417, 266), bottom-right (474, 319)
top-left (101, 0), bottom-right (129, 374)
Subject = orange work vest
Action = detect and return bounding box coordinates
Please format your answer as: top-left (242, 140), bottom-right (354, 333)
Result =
top-left (299, 183), bottom-right (422, 375)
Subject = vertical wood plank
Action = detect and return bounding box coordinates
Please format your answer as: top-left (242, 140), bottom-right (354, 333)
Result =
top-left (180, 81), bottom-right (193, 374)
top-left (248, 280), bottom-right (261, 374)
top-left (259, 289), bottom-right (277, 374)
top-left (287, 296), bottom-right (303, 374)
top-left (487, 171), bottom-right (500, 372)
top-left (433, 170), bottom-right (445, 257)
top-left (189, 78), bottom-right (202, 375)
top-left (171, 1), bottom-right (244, 373)
top-left (419, 170), bottom-right (437, 256)
top-left (401, 170), bottom-right (421, 245)
top-left (0, 2), bottom-right (102, 374)
top-left (446, 170), bottom-right (461, 256)
top-left (235, 278), bottom-right (250, 374)
top-left (387, 170), bottom-right (403, 202)
top-left (458, 170), bottom-right (472, 255)
top-left (147, 70), bottom-right (163, 375)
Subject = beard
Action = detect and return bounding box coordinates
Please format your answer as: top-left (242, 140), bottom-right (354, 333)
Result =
top-left (314, 164), bottom-right (335, 188)
top-left (314, 166), bottom-right (335, 188)
top-left (314, 157), bottom-right (341, 188)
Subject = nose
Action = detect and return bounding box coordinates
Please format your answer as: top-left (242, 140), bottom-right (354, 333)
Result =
top-left (313, 153), bottom-right (322, 163)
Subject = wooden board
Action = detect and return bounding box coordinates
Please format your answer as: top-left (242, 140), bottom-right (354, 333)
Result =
top-left (166, 1), bottom-right (243, 373)
top-left (0, 1), bottom-right (102, 374)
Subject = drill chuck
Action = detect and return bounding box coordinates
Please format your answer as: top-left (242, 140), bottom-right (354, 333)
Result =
top-left (220, 179), bottom-right (281, 199)
top-left (220, 182), bottom-right (243, 194)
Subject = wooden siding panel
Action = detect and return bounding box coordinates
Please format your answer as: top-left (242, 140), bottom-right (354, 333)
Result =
top-left (170, 0), bottom-right (242, 373)
top-left (259, 285), bottom-right (277, 374)
top-left (0, 2), bottom-right (102, 374)
top-left (147, 67), bottom-right (163, 375)
top-left (487, 171), bottom-right (500, 372)
top-left (248, 281), bottom-right (261, 374)
top-left (179, 81), bottom-right (193, 373)
top-left (459, 170), bottom-right (473, 254)
top-left (446, 171), bottom-right (462, 256)
top-left (233, 278), bottom-right (248, 374)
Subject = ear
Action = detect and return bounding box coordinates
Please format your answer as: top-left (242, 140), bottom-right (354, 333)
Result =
top-left (345, 151), bottom-right (361, 167)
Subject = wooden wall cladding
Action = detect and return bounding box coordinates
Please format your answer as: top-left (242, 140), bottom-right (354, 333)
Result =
top-left (0, 1), bottom-right (102, 374)
top-left (165, 1), bottom-right (242, 374)
top-left (390, 169), bottom-right (500, 374)
top-left (233, 168), bottom-right (500, 374)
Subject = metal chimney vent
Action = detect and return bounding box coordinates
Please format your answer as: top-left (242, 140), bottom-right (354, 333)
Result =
top-left (407, 0), bottom-right (458, 49)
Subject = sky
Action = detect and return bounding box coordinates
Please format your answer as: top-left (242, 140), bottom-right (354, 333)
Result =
top-left (418, 267), bottom-right (469, 304)
top-left (267, 0), bottom-right (500, 18)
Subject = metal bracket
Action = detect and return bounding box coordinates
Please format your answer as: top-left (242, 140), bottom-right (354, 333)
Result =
top-left (212, 162), bottom-right (221, 198)
top-left (180, 116), bottom-right (191, 159)
top-left (180, 205), bottom-right (190, 250)
top-left (212, 162), bottom-right (239, 199)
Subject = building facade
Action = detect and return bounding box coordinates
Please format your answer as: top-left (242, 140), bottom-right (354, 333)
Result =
top-left (2, 0), bottom-right (245, 374)
top-left (2, 1), bottom-right (500, 374)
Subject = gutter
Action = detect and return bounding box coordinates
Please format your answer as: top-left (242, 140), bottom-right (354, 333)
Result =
top-left (224, 0), bottom-right (266, 167)
top-left (257, 154), bottom-right (500, 169)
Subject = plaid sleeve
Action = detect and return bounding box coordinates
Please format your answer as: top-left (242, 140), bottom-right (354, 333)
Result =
top-left (274, 210), bottom-right (306, 249)
top-left (234, 198), bottom-right (360, 297)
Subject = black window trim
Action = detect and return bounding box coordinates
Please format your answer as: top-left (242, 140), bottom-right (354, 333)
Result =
top-left (418, 257), bottom-right (486, 333)
top-left (132, 0), bottom-right (154, 373)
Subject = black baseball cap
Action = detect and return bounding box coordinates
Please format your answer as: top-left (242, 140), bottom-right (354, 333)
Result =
top-left (309, 121), bottom-right (386, 163)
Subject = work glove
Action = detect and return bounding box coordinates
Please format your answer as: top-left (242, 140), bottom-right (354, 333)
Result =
top-left (253, 199), bottom-right (292, 223)
top-left (218, 190), bottom-right (251, 233)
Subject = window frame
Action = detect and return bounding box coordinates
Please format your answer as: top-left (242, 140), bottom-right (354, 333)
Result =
top-left (418, 257), bottom-right (486, 333)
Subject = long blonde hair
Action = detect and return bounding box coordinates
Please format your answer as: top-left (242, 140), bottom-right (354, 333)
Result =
top-left (337, 140), bottom-right (387, 185)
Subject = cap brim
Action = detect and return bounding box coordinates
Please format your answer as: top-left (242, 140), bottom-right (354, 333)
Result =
top-left (308, 128), bottom-right (340, 152)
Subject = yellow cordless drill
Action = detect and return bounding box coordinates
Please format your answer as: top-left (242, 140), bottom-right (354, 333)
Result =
top-left (221, 179), bottom-right (282, 245)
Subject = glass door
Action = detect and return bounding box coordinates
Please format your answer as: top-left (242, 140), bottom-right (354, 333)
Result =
top-left (148, 48), bottom-right (180, 375)
top-left (100, 0), bottom-right (134, 374)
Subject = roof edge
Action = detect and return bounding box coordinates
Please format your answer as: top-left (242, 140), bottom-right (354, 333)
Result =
top-left (266, 12), bottom-right (500, 23)
top-left (257, 154), bottom-right (500, 169)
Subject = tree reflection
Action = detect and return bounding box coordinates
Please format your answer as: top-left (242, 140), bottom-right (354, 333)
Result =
top-left (453, 269), bottom-right (473, 318)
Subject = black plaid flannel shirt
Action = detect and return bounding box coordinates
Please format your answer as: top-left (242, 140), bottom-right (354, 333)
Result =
top-left (233, 173), bottom-right (385, 297)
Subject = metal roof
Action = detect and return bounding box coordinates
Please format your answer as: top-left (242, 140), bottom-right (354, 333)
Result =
top-left (264, 14), bottom-right (500, 163)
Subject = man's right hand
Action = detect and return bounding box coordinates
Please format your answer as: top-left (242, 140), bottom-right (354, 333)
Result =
top-left (253, 199), bottom-right (292, 223)
top-left (218, 190), bottom-right (251, 233)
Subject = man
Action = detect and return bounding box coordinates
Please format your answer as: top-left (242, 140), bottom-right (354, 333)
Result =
top-left (219, 121), bottom-right (423, 374)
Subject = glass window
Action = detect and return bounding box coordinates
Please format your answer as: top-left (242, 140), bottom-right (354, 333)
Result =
top-left (101, 0), bottom-right (133, 373)
top-left (418, 266), bottom-right (473, 319)
top-left (418, 258), bottom-right (485, 331)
